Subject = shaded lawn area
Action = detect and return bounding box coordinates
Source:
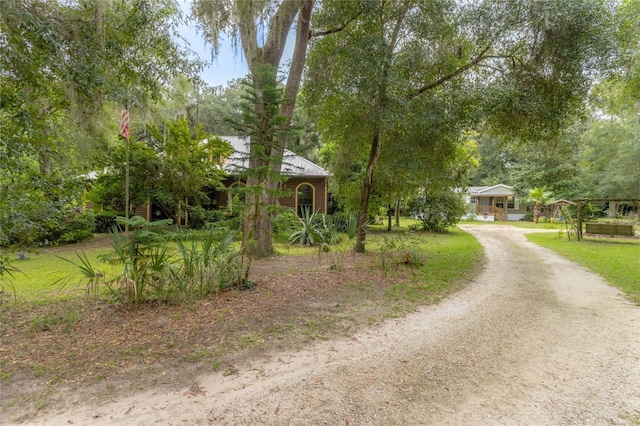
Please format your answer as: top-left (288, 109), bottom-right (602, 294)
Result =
top-left (526, 232), bottom-right (640, 305)
top-left (0, 226), bottom-right (483, 422)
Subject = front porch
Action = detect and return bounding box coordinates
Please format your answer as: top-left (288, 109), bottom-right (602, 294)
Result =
top-left (474, 196), bottom-right (508, 221)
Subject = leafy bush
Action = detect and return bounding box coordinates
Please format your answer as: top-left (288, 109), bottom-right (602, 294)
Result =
top-left (407, 191), bottom-right (466, 232)
top-left (378, 232), bottom-right (424, 274)
top-left (41, 210), bottom-right (95, 245)
top-left (1, 207), bottom-right (95, 246)
top-left (187, 205), bottom-right (228, 229)
top-left (272, 209), bottom-right (302, 243)
top-left (94, 212), bottom-right (119, 233)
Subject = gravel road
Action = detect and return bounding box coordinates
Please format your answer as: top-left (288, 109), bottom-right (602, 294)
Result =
top-left (31, 225), bottom-right (640, 425)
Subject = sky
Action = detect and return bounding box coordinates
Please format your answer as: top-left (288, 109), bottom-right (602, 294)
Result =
top-left (176, 1), bottom-right (294, 88)
top-left (176, 15), bottom-right (249, 87)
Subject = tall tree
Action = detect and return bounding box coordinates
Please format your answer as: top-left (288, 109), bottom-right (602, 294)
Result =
top-left (580, 0), bottom-right (640, 203)
top-left (0, 0), bottom-right (199, 244)
top-left (305, 0), bottom-right (615, 252)
top-left (469, 135), bottom-right (514, 187)
top-left (193, 0), bottom-right (314, 258)
top-left (582, 115), bottom-right (640, 200)
top-left (197, 80), bottom-right (245, 136)
top-left (508, 126), bottom-right (589, 199)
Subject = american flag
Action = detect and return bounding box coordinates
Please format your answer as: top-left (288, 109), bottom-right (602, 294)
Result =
top-left (119, 107), bottom-right (130, 140)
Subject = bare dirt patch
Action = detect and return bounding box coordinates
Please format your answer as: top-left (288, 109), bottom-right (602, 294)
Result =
top-left (1, 247), bottom-right (423, 423)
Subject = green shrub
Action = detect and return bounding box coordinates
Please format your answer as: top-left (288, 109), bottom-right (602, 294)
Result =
top-left (378, 232), bottom-right (424, 274)
top-left (407, 191), bottom-right (466, 232)
top-left (62, 216), bottom-right (244, 305)
top-left (1, 207), bottom-right (95, 246)
top-left (272, 209), bottom-right (300, 243)
top-left (94, 212), bottom-right (119, 233)
top-left (41, 210), bottom-right (95, 245)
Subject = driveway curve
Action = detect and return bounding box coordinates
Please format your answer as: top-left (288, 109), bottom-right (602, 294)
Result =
top-left (32, 225), bottom-right (640, 425)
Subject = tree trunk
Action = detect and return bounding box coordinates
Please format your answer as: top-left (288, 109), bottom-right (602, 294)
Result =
top-left (238, 0), bottom-right (312, 260)
top-left (242, 79), bottom-right (277, 259)
top-left (394, 197), bottom-right (401, 227)
top-left (242, 174), bottom-right (274, 259)
top-left (354, 6), bottom-right (407, 252)
top-left (608, 201), bottom-right (618, 218)
top-left (355, 129), bottom-right (382, 253)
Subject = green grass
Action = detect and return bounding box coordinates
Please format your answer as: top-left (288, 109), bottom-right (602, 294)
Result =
top-left (526, 233), bottom-right (640, 304)
top-left (376, 227), bottom-right (484, 305)
top-left (2, 246), bottom-right (119, 302)
top-left (3, 221), bottom-right (483, 305)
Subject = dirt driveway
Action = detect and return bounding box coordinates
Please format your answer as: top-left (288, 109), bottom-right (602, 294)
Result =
top-left (28, 225), bottom-right (640, 425)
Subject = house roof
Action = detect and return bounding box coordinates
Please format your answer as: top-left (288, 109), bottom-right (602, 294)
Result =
top-left (468, 184), bottom-right (515, 197)
top-left (221, 136), bottom-right (331, 178)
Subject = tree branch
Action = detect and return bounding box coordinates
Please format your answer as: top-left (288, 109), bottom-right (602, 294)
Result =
top-left (282, 0), bottom-right (313, 120)
top-left (310, 8), bottom-right (362, 39)
top-left (262, 0), bottom-right (300, 66)
top-left (408, 44), bottom-right (492, 99)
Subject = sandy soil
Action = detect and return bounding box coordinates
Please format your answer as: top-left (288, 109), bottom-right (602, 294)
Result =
top-left (20, 225), bottom-right (640, 425)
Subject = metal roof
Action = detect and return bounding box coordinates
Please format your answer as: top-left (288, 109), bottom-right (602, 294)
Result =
top-left (467, 184), bottom-right (515, 197)
top-left (221, 136), bottom-right (331, 177)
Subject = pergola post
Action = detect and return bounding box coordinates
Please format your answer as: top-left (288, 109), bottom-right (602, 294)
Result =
top-left (576, 201), bottom-right (583, 241)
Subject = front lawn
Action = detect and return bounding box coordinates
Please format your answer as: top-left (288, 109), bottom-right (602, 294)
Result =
top-left (526, 232), bottom-right (640, 304)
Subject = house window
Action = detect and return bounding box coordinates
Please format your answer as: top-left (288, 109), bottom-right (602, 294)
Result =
top-left (227, 182), bottom-right (245, 213)
top-left (296, 183), bottom-right (314, 216)
top-left (470, 196), bottom-right (476, 204)
top-left (507, 196), bottom-right (515, 209)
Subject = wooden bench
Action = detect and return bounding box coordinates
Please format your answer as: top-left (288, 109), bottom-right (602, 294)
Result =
top-left (585, 223), bottom-right (635, 237)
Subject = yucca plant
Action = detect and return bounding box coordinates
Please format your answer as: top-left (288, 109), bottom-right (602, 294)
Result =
top-left (289, 208), bottom-right (325, 246)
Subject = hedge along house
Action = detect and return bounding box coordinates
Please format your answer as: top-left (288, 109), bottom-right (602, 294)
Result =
top-left (207, 136), bottom-right (331, 216)
top-left (463, 184), bottom-right (528, 221)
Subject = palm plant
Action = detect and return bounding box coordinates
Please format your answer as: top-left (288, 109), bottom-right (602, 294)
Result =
top-left (0, 254), bottom-right (23, 303)
top-left (528, 186), bottom-right (553, 224)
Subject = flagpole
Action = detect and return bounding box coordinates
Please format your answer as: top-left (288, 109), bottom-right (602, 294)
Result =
top-left (125, 133), bottom-right (130, 234)
top-left (120, 106), bottom-right (131, 235)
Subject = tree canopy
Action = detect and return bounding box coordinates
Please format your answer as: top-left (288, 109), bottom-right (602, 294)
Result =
top-left (303, 0), bottom-right (616, 251)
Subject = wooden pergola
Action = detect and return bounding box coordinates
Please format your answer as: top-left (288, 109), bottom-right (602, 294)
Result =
top-left (573, 198), bottom-right (640, 240)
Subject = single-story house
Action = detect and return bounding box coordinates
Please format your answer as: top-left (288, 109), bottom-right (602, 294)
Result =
top-left (463, 184), bottom-right (528, 221)
top-left (96, 137), bottom-right (329, 222)
top-left (202, 136), bottom-right (331, 217)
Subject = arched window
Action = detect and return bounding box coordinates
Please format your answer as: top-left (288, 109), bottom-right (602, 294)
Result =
top-left (228, 182), bottom-right (245, 213)
top-left (296, 183), bottom-right (314, 217)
